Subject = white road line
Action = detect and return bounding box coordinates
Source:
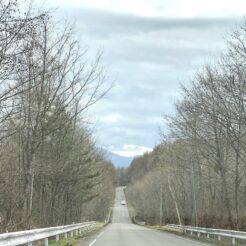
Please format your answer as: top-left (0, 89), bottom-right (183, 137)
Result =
top-left (89, 239), bottom-right (97, 246)
top-left (88, 231), bottom-right (104, 246)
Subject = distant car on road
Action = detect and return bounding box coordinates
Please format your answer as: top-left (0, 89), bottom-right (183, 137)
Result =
top-left (121, 200), bottom-right (126, 205)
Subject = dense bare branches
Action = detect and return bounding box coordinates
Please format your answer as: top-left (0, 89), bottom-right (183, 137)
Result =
top-left (0, 1), bottom-right (115, 231)
top-left (126, 21), bottom-right (246, 230)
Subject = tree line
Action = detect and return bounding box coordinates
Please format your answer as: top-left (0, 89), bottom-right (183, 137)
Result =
top-left (0, 0), bottom-right (115, 232)
top-left (125, 21), bottom-right (246, 230)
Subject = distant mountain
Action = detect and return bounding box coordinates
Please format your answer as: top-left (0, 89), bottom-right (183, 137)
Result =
top-left (105, 151), bottom-right (133, 167)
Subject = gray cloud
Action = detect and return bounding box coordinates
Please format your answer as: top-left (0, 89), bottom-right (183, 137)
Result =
top-left (72, 9), bottom-right (240, 37)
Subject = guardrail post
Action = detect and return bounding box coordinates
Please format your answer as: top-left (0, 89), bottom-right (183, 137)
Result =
top-left (79, 228), bottom-right (82, 234)
top-left (56, 234), bottom-right (59, 242)
top-left (166, 224), bottom-right (246, 245)
top-left (28, 243), bottom-right (32, 246)
top-left (71, 230), bottom-right (73, 237)
top-left (75, 229), bottom-right (78, 236)
top-left (44, 238), bottom-right (48, 246)
top-left (64, 232), bottom-right (68, 238)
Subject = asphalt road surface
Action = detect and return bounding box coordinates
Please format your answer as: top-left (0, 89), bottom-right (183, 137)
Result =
top-left (77, 187), bottom-right (209, 246)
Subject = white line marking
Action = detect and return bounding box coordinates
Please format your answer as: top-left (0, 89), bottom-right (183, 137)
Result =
top-left (89, 239), bottom-right (97, 246)
top-left (88, 231), bottom-right (104, 246)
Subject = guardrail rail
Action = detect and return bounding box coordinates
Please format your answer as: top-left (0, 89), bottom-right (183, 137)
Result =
top-left (0, 221), bottom-right (97, 246)
top-left (167, 224), bottom-right (246, 245)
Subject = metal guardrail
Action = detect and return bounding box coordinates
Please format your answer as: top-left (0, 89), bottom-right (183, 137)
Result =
top-left (167, 224), bottom-right (246, 244)
top-left (0, 221), bottom-right (97, 246)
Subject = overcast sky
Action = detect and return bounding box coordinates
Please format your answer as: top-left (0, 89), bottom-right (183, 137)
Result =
top-left (42, 0), bottom-right (245, 157)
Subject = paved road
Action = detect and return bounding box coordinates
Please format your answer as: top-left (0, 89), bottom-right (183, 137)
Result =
top-left (77, 187), bottom-right (209, 246)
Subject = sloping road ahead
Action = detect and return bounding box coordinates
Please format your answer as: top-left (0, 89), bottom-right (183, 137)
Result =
top-left (78, 187), bottom-right (208, 246)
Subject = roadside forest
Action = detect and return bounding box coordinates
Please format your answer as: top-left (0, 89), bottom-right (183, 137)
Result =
top-left (0, 1), bottom-right (115, 232)
top-left (126, 21), bottom-right (246, 230)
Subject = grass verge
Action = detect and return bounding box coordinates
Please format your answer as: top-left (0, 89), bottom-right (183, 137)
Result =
top-left (146, 225), bottom-right (246, 246)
